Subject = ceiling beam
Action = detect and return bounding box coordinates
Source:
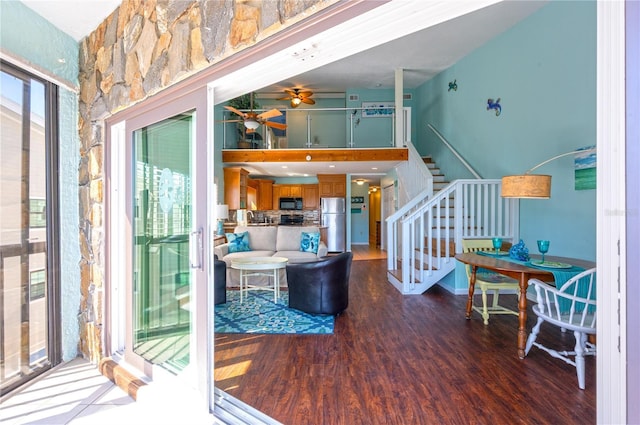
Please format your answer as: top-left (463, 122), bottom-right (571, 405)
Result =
top-left (222, 148), bottom-right (407, 164)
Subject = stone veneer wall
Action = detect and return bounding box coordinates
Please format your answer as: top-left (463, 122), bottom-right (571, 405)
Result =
top-left (77, 0), bottom-right (338, 361)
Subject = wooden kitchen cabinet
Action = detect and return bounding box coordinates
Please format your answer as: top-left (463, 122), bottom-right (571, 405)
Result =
top-left (273, 184), bottom-right (302, 207)
top-left (317, 174), bottom-right (346, 197)
top-left (272, 185), bottom-right (280, 208)
top-left (224, 167), bottom-right (249, 210)
top-left (302, 184), bottom-right (319, 210)
top-left (254, 179), bottom-right (274, 210)
top-left (278, 184), bottom-right (301, 197)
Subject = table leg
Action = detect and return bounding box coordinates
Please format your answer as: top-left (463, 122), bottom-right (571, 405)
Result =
top-left (240, 269), bottom-right (245, 304)
top-left (517, 273), bottom-right (530, 359)
top-left (274, 268), bottom-right (279, 303)
top-left (465, 265), bottom-right (478, 319)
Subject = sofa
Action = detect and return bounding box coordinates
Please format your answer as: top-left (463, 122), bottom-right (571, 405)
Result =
top-left (214, 225), bottom-right (328, 287)
top-left (214, 255), bottom-right (227, 305)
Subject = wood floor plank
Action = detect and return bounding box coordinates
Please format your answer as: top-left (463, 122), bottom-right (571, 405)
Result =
top-left (214, 249), bottom-right (595, 424)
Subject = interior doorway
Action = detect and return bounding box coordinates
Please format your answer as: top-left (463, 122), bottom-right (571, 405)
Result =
top-left (368, 188), bottom-right (381, 248)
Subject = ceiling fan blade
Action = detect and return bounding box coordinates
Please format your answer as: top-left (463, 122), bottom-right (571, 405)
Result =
top-left (264, 121), bottom-right (287, 130)
top-left (283, 89), bottom-right (297, 96)
top-left (277, 96), bottom-right (291, 101)
top-left (224, 105), bottom-right (246, 118)
top-left (301, 98), bottom-right (316, 105)
top-left (297, 91), bottom-right (313, 97)
top-left (258, 109), bottom-right (283, 119)
top-left (218, 119), bottom-right (243, 123)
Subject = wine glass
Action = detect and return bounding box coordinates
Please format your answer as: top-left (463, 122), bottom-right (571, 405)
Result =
top-left (492, 238), bottom-right (502, 255)
top-left (537, 240), bottom-right (550, 263)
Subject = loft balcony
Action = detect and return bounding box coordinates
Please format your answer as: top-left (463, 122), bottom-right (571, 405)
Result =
top-left (219, 105), bottom-right (410, 173)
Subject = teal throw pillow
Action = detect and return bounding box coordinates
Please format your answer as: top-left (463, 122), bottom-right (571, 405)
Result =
top-left (300, 232), bottom-right (320, 254)
top-left (226, 231), bottom-right (251, 253)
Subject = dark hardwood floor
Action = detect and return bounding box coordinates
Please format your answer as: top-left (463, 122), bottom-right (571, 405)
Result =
top-left (214, 249), bottom-right (595, 424)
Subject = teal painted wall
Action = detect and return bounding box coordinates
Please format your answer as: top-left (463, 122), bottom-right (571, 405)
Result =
top-left (1, 2), bottom-right (79, 84)
top-left (345, 87), bottom-right (418, 146)
top-left (414, 2), bottom-right (597, 291)
top-left (2, 2), bottom-right (81, 360)
top-left (272, 177), bottom-right (318, 184)
top-left (284, 97), bottom-right (347, 148)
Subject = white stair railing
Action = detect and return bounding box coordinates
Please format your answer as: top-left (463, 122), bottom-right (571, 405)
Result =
top-left (386, 179), bottom-right (519, 294)
top-left (395, 141), bottom-right (433, 205)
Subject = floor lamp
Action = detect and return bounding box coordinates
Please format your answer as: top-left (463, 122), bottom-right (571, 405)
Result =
top-left (501, 148), bottom-right (596, 199)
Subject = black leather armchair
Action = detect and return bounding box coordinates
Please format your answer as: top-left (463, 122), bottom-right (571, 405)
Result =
top-left (214, 255), bottom-right (226, 305)
top-left (285, 252), bottom-right (353, 315)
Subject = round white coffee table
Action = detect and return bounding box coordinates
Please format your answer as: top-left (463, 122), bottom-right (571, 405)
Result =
top-left (230, 257), bottom-right (288, 303)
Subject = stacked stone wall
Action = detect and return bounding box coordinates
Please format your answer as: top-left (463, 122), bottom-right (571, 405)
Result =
top-left (77, 0), bottom-right (337, 361)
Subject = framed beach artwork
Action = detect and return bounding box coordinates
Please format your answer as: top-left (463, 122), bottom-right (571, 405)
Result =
top-left (574, 146), bottom-right (596, 190)
top-left (361, 101), bottom-right (395, 118)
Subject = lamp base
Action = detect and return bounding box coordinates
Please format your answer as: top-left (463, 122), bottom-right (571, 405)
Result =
top-left (217, 220), bottom-right (225, 236)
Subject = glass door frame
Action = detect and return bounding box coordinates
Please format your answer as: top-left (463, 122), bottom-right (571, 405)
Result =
top-left (105, 85), bottom-right (213, 408)
top-left (0, 61), bottom-right (61, 395)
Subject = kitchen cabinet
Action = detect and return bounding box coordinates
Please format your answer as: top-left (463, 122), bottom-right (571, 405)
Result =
top-left (224, 167), bottom-right (249, 210)
top-left (247, 186), bottom-right (257, 210)
top-left (254, 179), bottom-right (274, 210)
top-left (273, 184), bottom-right (302, 208)
top-left (278, 184), bottom-right (301, 197)
top-left (302, 184), bottom-right (319, 210)
top-left (319, 227), bottom-right (328, 244)
top-left (317, 174), bottom-right (346, 197)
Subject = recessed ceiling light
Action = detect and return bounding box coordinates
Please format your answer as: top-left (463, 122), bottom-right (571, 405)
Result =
top-left (371, 167), bottom-right (378, 170)
top-left (329, 165), bottom-right (335, 168)
top-left (281, 165), bottom-right (288, 169)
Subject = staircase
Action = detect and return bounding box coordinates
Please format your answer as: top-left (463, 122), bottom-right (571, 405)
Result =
top-left (423, 155), bottom-right (449, 192)
top-left (422, 155), bottom-right (455, 248)
top-left (386, 155), bottom-right (519, 295)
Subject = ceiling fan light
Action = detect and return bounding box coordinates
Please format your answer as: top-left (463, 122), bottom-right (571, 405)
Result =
top-left (291, 97), bottom-right (302, 107)
top-left (244, 118), bottom-right (260, 129)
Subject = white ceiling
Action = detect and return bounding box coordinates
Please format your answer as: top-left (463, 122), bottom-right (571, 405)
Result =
top-left (259, 1), bottom-right (545, 94)
top-left (20, 0), bottom-right (545, 185)
top-left (21, 0), bottom-right (121, 42)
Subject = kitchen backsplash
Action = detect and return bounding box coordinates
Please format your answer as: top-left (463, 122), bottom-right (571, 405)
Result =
top-left (228, 209), bottom-right (319, 224)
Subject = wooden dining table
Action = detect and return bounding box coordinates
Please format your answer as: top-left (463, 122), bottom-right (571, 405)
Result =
top-left (454, 252), bottom-right (596, 359)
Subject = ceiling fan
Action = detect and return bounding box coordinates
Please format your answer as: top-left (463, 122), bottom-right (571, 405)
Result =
top-left (222, 93), bottom-right (287, 132)
top-left (278, 88), bottom-right (315, 108)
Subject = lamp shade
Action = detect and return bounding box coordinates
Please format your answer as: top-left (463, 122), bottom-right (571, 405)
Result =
top-left (501, 175), bottom-right (551, 199)
top-left (244, 119), bottom-right (259, 130)
top-left (216, 204), bottom-right (229, 220)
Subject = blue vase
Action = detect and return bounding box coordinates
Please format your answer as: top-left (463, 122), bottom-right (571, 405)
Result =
top-left (217, 220), bottom-right (224, 236)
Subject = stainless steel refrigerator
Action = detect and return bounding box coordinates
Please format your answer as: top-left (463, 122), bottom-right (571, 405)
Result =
top-left (320, 197), bottom-right (346, 252)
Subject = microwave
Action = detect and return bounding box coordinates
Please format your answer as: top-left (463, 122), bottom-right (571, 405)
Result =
top-left (279, 197), bottom-right (303, 210)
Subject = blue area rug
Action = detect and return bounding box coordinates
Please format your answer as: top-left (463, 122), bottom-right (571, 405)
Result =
top-left (215, 290), bottom-right (334, 334)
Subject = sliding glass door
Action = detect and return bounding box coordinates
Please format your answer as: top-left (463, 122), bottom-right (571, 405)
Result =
top-left (108, 86), bottom-right (212, 405)
top-left (132, 112), bottom-right (194, 372)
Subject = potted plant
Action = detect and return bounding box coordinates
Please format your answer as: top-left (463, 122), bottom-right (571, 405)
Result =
top-left (227, 93), bottom-right (259, 148)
